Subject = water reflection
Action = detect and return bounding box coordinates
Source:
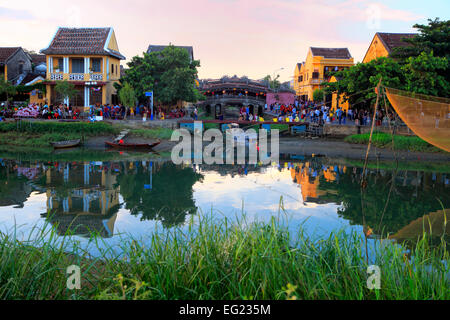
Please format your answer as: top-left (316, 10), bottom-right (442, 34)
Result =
top-left (0, 157), bottom-right (448, 245)
top-left (116, 161), bottom-right (203, 227)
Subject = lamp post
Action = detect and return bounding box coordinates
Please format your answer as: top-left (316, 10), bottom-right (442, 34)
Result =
top-left (271, 67), bottom-right (284, 90)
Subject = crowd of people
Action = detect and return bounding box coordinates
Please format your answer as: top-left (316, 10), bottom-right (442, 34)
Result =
top-left (1, 99), bottom-right (396, 127)
top-left (265, 100), bottom-right (396, 126)
top-left (0, 102), bottom-right (191, 121)
top-left (0, 103), bottom-right (81, 120)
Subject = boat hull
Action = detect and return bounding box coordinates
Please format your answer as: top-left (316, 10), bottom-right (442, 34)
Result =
top-left (105, 140), bottom-right (161, 149)
top-left (50, 139), bottom-right (81, 149)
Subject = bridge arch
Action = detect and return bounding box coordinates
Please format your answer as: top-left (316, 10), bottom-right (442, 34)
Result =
top-left (198, 76), bottom-right (270, 119)
top-left (214, 104), bottom-right (222, 118)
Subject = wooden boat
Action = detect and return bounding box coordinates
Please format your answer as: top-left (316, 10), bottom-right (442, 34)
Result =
top-left (50, 139), bottom-right (81, 149)
top-left (105, 140), bottom-right (161, 149)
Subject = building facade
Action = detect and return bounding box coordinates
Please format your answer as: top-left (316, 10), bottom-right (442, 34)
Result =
top-left (0, 47), bottom-right (32, 84)
top-left (293, 47), bottom-right (354, 101)
top-left (362, 32), bottom-right (416, 63)
top-left (41, 27), bottom-right (125, 109)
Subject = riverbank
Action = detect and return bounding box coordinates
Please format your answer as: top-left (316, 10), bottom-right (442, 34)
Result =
top-left (0, 121), bottom-right (171, 150)
top-left (0, 215), bottom-right (448, 300)
top-left (0, 121), bottom-right (448, 162)
top-left (278, 137), bottom-right (450, 162)
top-left (344, 132), bottom-right (442, 152)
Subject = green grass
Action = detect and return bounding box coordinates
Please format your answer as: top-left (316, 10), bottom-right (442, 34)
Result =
top-left (0, 214), bottom-right (448, 300)
top-left (0, 132), bottom-right (84, 148)
top-left (344, 132), bottom-right (443, 152)
top-left (0, 122), bottom-right (176, 147)
top-left (129, 128), bottom-right (174, 140)
top-left (0, 121), bottom-right (117, 135)
top-left (0, 121), bottom-right (118, 148)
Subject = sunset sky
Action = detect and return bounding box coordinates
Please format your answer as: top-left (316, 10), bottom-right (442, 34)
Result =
top-left (1, 0), bottom-right (448, 82)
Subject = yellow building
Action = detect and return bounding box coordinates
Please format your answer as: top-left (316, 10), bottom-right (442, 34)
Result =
top-left (293, 47), bottom-right (354, 101)
top-left (329, 75), bottom-right (350, 111)
top-left (41, 27), bottom-right (125, 110)
top-left (362, 32), bottom-right (416, 63)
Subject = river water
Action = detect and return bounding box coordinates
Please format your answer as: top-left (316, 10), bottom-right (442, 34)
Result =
top-left (0, 152), bottom-right (448, 256)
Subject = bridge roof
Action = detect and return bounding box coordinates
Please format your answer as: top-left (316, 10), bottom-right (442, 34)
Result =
top-left (200, 76), bottom-right (270, 92)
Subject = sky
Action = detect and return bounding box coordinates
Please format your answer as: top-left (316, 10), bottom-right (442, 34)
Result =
top-left (0, 0), bottom-right (448, 82)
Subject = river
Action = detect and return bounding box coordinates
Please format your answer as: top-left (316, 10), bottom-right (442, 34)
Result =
top-left (0, 151), bottom-right (448, 257)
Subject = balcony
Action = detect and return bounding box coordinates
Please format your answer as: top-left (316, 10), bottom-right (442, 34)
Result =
top-left (50, 73), bottom-right (64, 81)
top-left (69, 73), bottom-right (85, 81)
top-left (309, 78), bottom-right (322, 85)
top-left (90, 73), bottom-right (103, 81)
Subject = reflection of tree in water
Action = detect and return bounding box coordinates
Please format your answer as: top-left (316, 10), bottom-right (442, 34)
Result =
top-left (117, 162), bottom-right (203, 228)
top-left (319, 168), bottom-right (450, 236)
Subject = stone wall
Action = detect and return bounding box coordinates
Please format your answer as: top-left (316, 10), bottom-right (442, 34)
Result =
top-left (323, 124), bottom-right (415, 137)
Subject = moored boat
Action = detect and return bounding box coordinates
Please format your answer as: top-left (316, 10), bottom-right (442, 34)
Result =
top-left (105, 140), bottom-right (161, 149)
top-left (50, 139), bottom-right (81, 149)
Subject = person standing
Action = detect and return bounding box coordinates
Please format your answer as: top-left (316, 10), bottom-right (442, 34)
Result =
top-left (193, 107), bottom-right (198, 120)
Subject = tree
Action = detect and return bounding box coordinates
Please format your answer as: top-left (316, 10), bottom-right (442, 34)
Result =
top-left (324, 57), bottom-right (406, 109)
top-left (263, 74), bottom-right (281, 90)
top-left (402, 51), bottom-right (449, 97)
top-left (0, 79), bottom-right (17, 107)
top-left (116, 45), bottom-right (203, 105)
top-left (390, 18), bottom-right (450, 61)
top-left (312, 88), bottom-right (325, 102)
top-left (54, 80), bottom-right (77, 105)
top-left (118, 82), bottom-right (136, 119)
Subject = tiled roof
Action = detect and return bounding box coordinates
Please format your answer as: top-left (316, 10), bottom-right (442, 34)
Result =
top-left (41, 28), bottom-right (125, 59)
top-left (310, 47), bottom-right (352, 59)
top-left (376, 33), bottom-right (417, 52)
top-left (21, 73), bottom-right (44, 85)
top-left (147, 45), bottom-right (194, 60)
top-left (29, 54), bottom-right (46, 65)
top-left (0, 47), bottom-right (21, 64)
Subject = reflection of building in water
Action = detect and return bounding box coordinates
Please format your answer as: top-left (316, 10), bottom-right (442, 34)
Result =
top-left (290, 162), bottom-right (343, 203)
top-left (43, 162), bottom-right (120, 238)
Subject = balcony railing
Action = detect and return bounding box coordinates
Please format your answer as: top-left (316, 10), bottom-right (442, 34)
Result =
top-left (50, 73), bottom-right (64, 81)
top-left (90, 73), bottom-right (103, 81)
top-left (69, 73), bottom-right (85, 81)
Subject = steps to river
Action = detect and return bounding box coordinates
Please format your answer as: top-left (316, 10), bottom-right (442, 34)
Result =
top-left (113, 129), bottom-right (130, 142)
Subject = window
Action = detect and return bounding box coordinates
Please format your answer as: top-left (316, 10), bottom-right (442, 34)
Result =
top-left (312, 71), bottom-right (319, 79)
top-left (111, 64), bottom-right (114, 75)
top-left (71, 58), bottom-right (84, 73)
top-left (19, 63), bottom-right (23, 74)
top-left (56, 58), bottom-right (63, 72)
top-left (91, 58), bottom-right (101, 72)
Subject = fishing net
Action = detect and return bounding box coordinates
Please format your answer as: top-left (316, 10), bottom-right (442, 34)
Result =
top-left (384, 87), bottom-right (450, 152)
